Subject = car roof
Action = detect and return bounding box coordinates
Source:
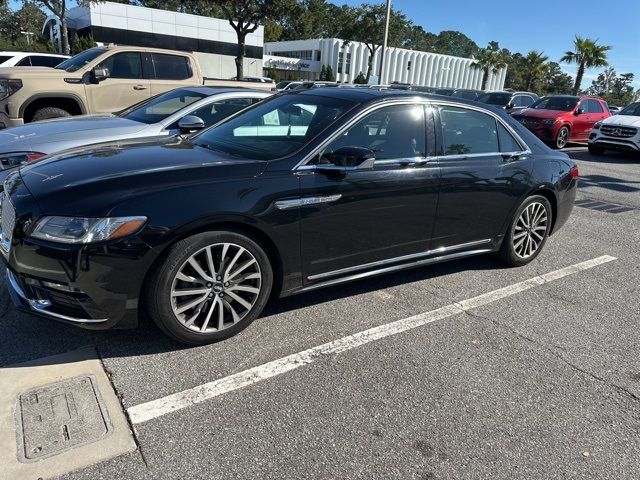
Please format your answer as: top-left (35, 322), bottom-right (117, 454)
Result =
top-left (0, 51), bottom-right (68, 57)
top-left (176, 86), bottom-right (269, 95)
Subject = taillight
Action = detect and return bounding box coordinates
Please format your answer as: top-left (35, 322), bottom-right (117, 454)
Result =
top-left (26, 152), bottom-right (46, 162)
top-left (570, 165), bottom-right (579, 179)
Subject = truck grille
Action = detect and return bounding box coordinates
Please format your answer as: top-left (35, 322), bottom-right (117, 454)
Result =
top-left (0, 192), bottom-right (16, 253)
top-left (600, 125), bottom-right (637, 138)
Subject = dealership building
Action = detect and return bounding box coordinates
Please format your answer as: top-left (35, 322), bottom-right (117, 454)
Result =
top-left (265, 38), bottom-right (507, 89)
top-left (42, 1), bottom-right (264, 79)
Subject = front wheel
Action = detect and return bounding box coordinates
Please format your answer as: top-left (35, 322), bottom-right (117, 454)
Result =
top-left (145, 231), bottom-right (273, 345)
top-left (499, 195), bottom-right (552, 267)
top-left (30, 106), bottom-right (72, 122)
top-left (554, 126), bottom-right (570, 149)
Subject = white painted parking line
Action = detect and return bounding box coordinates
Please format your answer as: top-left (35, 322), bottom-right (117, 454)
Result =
top-left (128, 255), bottom-right (617, 425)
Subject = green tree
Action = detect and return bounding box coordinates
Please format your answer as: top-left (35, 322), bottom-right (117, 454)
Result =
top-left (560, 36), bottom-right (611, 95)
top-left (520, 50), bottom-right (548, 91)
top-left (319, 64), bottom-right (327, 81)
top-left (472, 41), bottom-right (507, 90)
top-left (212, 0), bottom-right (295, 79)
top-left (434, 31), bottom-right (478, 58)
top-left (341, 3), bottom-right (406, 82)
top-left (353, 71), bottom-right (366, 84)
top-left (35, 0), bottom-right (70, 54)
top-left (325, 65), bottom-right (335, 81)
top-left (263, 20), bottom-right (283, 42)
top-left (542, 62), bottom-right (573, 95)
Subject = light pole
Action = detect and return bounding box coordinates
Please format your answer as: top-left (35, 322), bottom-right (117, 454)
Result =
top-left (378, 0), bottom-right (391, 84)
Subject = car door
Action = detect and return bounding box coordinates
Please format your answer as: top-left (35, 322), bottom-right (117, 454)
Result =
top-left (297, 102), bottom-right (441, 281)
top-left (148, 53), bottom-right (196, 97)
top-left (572, 100), bottom-right (593, 139)
top-left (432, 104), bottom-right (533, 249)
top-left (85, 51), bottom-right (151, 113)
top-left (587, 99), bottom-right (610, 126)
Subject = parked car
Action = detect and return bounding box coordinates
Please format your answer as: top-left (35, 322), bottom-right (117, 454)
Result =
top-left (512, 95), bottom-right (611, 149)
top-left (0, 51), bottom-right (69, 68)
top-left (0, 87), bottom-right (270, 172)
top-left (478, 91), bottom-right (540, 113)
top-left (232, 76), bottom-right (275, 84)
top-left (292, 81), bottom-right (339, 90)
top-left (0, 44), bottom-right (274, 129)
top-left (451, 89), bottom-right (483, 101)
top-left (608, 105), bottom-right (622, 114)
top-left (588, 101), bottom-right (640, 155)
top-left (0, 88), bottom-right (578, 345)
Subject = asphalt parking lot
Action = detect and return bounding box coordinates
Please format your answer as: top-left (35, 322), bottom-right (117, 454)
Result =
top-left (1, 146), bottom-right (639, 480)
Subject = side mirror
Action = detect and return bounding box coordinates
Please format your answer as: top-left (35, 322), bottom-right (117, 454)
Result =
top-left (575, 108), bottom-right (585, 115)
top-left (506, 103), bottom-right (514, 110)
top-left (318, 146), bottom-right (375, 172)
top-left (178, 115), bottom-right (206, 133)
top-left (92, 67), bottom-right (110, 82)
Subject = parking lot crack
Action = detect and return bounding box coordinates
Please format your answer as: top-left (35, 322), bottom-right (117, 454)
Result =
top-left (463, 310), bottom-right (640, 405)
top-left (95, 344), bottom-right (150, 469)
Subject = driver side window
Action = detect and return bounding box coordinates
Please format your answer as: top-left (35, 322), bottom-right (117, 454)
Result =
top-left (322, 104), bottom-right (426, 163)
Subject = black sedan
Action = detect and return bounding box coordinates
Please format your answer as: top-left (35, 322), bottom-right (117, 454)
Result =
top-left (0, 88), bottom-right (578, 345)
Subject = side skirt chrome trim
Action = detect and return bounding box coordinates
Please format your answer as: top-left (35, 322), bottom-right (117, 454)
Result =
top-left (297, 248), bottom-right (494, 294)
top-left (275, 194), bottom-right (342, 210)
top-left (308, 238), bottom-right (493, 281)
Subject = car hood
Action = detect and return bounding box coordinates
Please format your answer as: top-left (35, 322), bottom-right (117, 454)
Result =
top-left (0, 115), bottom-right (149, 154)
top-left (0, 66), bottom-right (69, 79)
top-left (18, 138), bottom-right (264, 216)
top-left (513, 108), bottom-right (567, 120)
top-left (601, 115), bottom-right (640, 127)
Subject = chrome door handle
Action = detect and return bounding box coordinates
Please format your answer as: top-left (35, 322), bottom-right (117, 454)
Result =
top-left (133, 85), bottom-right (148, 90)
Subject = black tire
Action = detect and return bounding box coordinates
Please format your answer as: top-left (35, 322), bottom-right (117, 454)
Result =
top-left (553, 126), bottom-right (570, 149)
top-left (499, 195), bottom-right (552, 267)
top-left (30, 107), bottom-right (72, 122)
top-left (145, 230), bottom-right (273, 345)
top-left (588, 144), bottom-right (605, 155)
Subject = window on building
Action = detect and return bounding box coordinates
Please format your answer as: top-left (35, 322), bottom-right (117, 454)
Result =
top-left (337, 51), bottom-right (352, 75)
top-left (152, 53), bottom-right (192, 80)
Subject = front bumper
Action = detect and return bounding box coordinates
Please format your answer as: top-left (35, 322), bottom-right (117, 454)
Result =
top-left (589, 133), bottom-right (640, 152)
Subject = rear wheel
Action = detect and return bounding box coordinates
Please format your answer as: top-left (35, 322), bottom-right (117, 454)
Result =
top-left (588, 144), bottom-right (605, 155)
top-left (499, 195), bottom-right (552, 267)
top-left (554, 126), bottom-right (570, 149)
top-left (30, 107), bottom-right (71, 122)
top-left (146, 230), bottom-right (273, 345)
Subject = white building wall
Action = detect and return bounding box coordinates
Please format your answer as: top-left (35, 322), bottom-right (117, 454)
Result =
top-left (265, 38), bottom-right (507, 90)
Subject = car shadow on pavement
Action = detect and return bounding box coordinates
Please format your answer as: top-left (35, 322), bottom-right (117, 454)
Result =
top-left (567, 149), bottom-right (640, 165)
top-left (578, 174), bottom-right (640, 194)
top-left (0, 255), bottom-right (505, 366)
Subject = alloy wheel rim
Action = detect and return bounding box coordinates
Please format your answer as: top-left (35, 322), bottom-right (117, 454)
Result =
top-left (170, 243), bottom-right (262, 333)
top-left (512, 202), bottom-right (548, 259)
top-left (557, 128), bottom-right (568, 148)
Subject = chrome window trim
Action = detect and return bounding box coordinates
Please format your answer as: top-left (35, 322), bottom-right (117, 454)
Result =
top-left (293, 98), bottom-right (431, 170)
top-left (434, 101), bottom-right (532, 157)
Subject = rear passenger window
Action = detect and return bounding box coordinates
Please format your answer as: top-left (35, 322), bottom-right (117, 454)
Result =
top-left (497, 123), bottom-right (522, 153)
top-left (16, 57), bottom-right (32, 66)
top-left (327, 104), bottom-right (426, 160)
top-left (152, 54), bottom-right (191, 80)
top-left (97, 52), bottom-right (143, 79)
top-left (439, 106), bottom-right (499, 155)
top-left (30, 56), bottom-right (64, 67)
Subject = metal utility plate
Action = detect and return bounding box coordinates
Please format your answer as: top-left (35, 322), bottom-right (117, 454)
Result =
top-left (16, 375), bottom-right (112, 462)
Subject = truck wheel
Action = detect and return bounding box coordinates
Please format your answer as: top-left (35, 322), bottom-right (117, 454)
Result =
top-left (31, 107), bottom-right (72, 122)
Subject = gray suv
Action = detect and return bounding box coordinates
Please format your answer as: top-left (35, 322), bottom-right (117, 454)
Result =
top-left (478, 91), bottom-right (540, 114)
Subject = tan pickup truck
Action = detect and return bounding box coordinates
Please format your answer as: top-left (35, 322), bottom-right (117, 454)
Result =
top-left (0, 44), bottom-right (275, 129)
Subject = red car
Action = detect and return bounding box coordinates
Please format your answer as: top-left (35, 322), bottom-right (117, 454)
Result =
top-left (512, 95), bottom-right (610, 149)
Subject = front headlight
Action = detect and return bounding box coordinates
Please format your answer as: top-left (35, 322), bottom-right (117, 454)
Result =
top-left (541, 119), bottom-right (557, 125)
top-left (0, 79), bottom-right (23, 101)
top-left (0, 151), bottom-right (46, 169)
top-left (29, 216), bottom-right (146, 244)
top-left (593, 121), bottom-right (602, 130)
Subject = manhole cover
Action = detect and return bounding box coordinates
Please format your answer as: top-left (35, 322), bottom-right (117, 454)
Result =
top-left (15, 375), bottom-right (112, 462)
top-left (575, 199), bottom-right (635, 214)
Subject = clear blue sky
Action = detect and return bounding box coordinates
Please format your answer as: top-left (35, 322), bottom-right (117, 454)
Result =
top-left (332, 0), bottom-right (640, 87)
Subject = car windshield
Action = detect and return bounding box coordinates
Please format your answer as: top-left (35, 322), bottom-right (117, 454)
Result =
top-left (55, 47), bottom-right (107, 72)
top-left (478, 92), bottom-right (512, 106)
top-left (117, 89), bottom-right (208, 124)
top-left (191, 93), bottom-right (355, 161)
top-left (276, 81), bottom-right (291, 89)
top-left (529, 96), bottom-right (578, 111)
top-left (618, 103), bottom-right (640, 116)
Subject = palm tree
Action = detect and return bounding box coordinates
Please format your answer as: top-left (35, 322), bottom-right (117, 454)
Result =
top-left (521, 50), bottom-right (549, 91)
top-left (560, 36), bottom-right (611, 95)
top-left (472, 42), bottom-right (507, 90)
